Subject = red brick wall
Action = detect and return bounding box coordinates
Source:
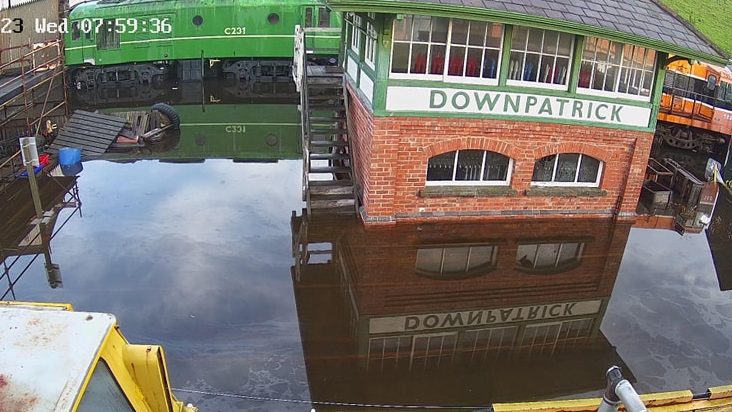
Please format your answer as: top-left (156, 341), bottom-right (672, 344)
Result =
top-left (339, 217), bottom-right (632, 316)
top-left (346, 84), bottom-right (653, 223)
top-left (347, 85), bottom-right (375, 208)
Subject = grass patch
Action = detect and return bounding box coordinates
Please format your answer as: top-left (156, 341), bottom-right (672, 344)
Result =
top-left (660, 0), bottom-right (732, 57)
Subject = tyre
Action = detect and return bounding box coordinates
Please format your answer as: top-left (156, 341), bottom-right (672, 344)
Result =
top-left (150, 102), bottom-right (180, 130)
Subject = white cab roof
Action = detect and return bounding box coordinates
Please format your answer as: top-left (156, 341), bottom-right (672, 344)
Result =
top-left (0, 302), bottom-right (116, 412)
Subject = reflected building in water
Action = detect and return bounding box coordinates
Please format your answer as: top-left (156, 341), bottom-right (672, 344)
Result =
top-left (291, 211), bottom-right (634, 407)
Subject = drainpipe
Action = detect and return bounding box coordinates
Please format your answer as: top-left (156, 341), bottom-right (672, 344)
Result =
top-left (598, 366), bottom-right (647, 412)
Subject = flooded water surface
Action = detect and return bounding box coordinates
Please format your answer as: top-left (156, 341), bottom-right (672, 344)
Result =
top-left (5, 88), bottom-right (732, 411)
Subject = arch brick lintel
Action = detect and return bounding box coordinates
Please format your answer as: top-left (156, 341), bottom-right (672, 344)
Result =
top-left (423, 138), bottom-right (519, 160)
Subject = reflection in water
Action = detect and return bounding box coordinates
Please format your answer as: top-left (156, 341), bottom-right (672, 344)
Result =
top-left (708, 189), bottom-right (732, 290)
top-left (7, 158), bottom-right (732, 412)
top-left (1, 174), bottom-right (81, 297)
top-left (292, 212), bottom-right (634, 407)
top-left (4, 82), bottom-right (731, 411)
top-left (69, 81), bottom-right (302, 163)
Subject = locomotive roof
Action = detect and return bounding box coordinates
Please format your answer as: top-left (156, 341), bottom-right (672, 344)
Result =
top-left (0, 302), bottom-right (116, 412)
top-left (322, 0), bottom-right (730, 66)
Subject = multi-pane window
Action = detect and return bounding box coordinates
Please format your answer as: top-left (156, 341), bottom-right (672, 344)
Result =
top-left (391, 15), bottom-right (503, 83)
top-left (462, 326), bottom-right (517, 363)
top-left (317, 7), bottom-right (331, 27)
top-left (531, 153), bottom-right (602, 186)
top-left (515, 242), bottom-right (584, 272)
top-left (517, 318), bottom-right (592, 357)
top-left (426, 150), bottom-right (512, 185)
top-left (578, 37), bottom-right (656, 100)
top-left (411, 333), bottom-right (457, 371)
top-left (416, 245), bottom-right (498, 279)
top-left (97, 20), bottom-right (120, 50)
top-left (507, 26), bottom-right (573, 88)
top-left (345, 12), bottom-right (361, 54)
top-left (364, 13), bottom-right (377, 67)
top-left (368, 336), bottom-right (412, 372)
top-left (368, 333), bottom-right (457, 372)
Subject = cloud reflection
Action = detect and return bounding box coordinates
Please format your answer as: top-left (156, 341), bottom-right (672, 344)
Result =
top-left (603, 228), bottom-right (732, 393)
top-left (15, 159), bottom-right (308, 410)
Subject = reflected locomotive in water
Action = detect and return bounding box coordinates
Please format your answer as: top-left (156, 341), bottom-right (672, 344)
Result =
top-left (64, 0), bottom-right (341, 89)
top-left (66, 80), bottom-right (303, 162)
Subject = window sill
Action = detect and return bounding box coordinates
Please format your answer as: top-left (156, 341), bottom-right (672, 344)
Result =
top-left (419, 186), bottom-right (518, 198)
top-left (514, 261), bottom-right (582, 275)
top-left (525, 187), bottom-right (607, 197)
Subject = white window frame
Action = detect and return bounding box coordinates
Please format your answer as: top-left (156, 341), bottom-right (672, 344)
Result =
top-left (410, 332), bottom-right (458, 371)
top-left (367, 335), bottom-right (412, 372)
top-left (350, 13), bottom-right (361, 54)
top-left (530, 153), bottom-right (603, 187)
top-left (505, 26), bottom-right (574, 92)
top-left (425, 150), bottom-right (514, 186)
top-left (519, 318), bottom-right (593, 356)
top-left (577, 37), bottom-right (656, 102)
top-left (416, 245), bottom-right (499, 279)
top-left (516, 242), bottom-right (585, 271)
top-left (364, 13), bottom-right (377, 68)
top-left (462, 326), bottom-right (518, 363)
top-left (389, 15), bottom-right (504, 86)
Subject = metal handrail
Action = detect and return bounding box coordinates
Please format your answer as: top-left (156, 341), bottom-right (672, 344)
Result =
top-left (341, 83), bottom-right (358, 215)
top-left (294, 25), bottom-right (312, 208)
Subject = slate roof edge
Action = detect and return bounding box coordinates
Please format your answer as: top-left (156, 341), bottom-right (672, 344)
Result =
top-left (324, 0), bottom-right (730, 65)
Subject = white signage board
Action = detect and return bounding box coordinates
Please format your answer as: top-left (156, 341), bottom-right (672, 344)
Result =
top-left (385, 86), bottom-right (652, 128)
top-left (369, 299), bottom-right (603, 334)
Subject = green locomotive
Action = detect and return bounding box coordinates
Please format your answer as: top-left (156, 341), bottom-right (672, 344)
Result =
top-left (65, 0), bottom-right (342, 88)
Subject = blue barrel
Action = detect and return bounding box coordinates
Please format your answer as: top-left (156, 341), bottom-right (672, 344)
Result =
top-left (61, 162), bottom-right (83, 176)
top-left (59, 147), bottom-right (81, 166)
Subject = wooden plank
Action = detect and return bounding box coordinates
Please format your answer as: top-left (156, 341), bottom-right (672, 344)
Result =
top-left (51, 140), bottom-right (109, 153)
top-left (56, 124), bottom-right (121, 140)
top-left (47, 110), bottom-right (130, 156)
top-left (68, 111), bottom-right (126, 124)
top-left (53, 132), bottom-right (115, 147)
top-left (52, 135), bottom-right (112, 148)
top-left (65, 118), bottom-right (125, 134)
top-left (69, 112), bottom-right (127, 127)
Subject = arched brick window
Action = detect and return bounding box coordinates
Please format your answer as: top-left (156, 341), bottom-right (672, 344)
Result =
top-left (531, 153), bottom-right (602, 187)
top-left (426, 150), bottom-right (513, 185)
top-left (416, 245), bottom-right (498, 279)
top-left (515, 242), bottom-right (584, 274)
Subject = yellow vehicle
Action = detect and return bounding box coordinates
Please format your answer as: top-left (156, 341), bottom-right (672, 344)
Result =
top-left (0, 301), bottom-right (197, 412)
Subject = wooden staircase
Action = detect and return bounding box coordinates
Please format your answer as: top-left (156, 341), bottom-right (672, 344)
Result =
top-left (294, 26), bottom-right (357, 216)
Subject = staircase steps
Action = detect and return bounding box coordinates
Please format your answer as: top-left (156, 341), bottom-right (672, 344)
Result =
top-left (310, 166), bottom-right (351, 174)
top-left (299, 62), bottom-right (357, 216)
top-left (310, 128), bottom-right (348, 135)
top-left (309, 140), bottom-right (349, 148)
top-left (310, 152), bottom-right (350, 161)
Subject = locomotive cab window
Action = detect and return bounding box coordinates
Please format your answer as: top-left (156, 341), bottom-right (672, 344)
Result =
top-left (304, 7), bottom-right (313, 27)
top-left (71, 21), bottom-right (80, 41)
top-left (97, 20), bottom-right (120, 50)
top-left (317, 7), bottom-right (331, 27)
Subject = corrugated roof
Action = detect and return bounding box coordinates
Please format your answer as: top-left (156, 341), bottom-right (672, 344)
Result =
top-left (325, 0), bottom-right (730, 64)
